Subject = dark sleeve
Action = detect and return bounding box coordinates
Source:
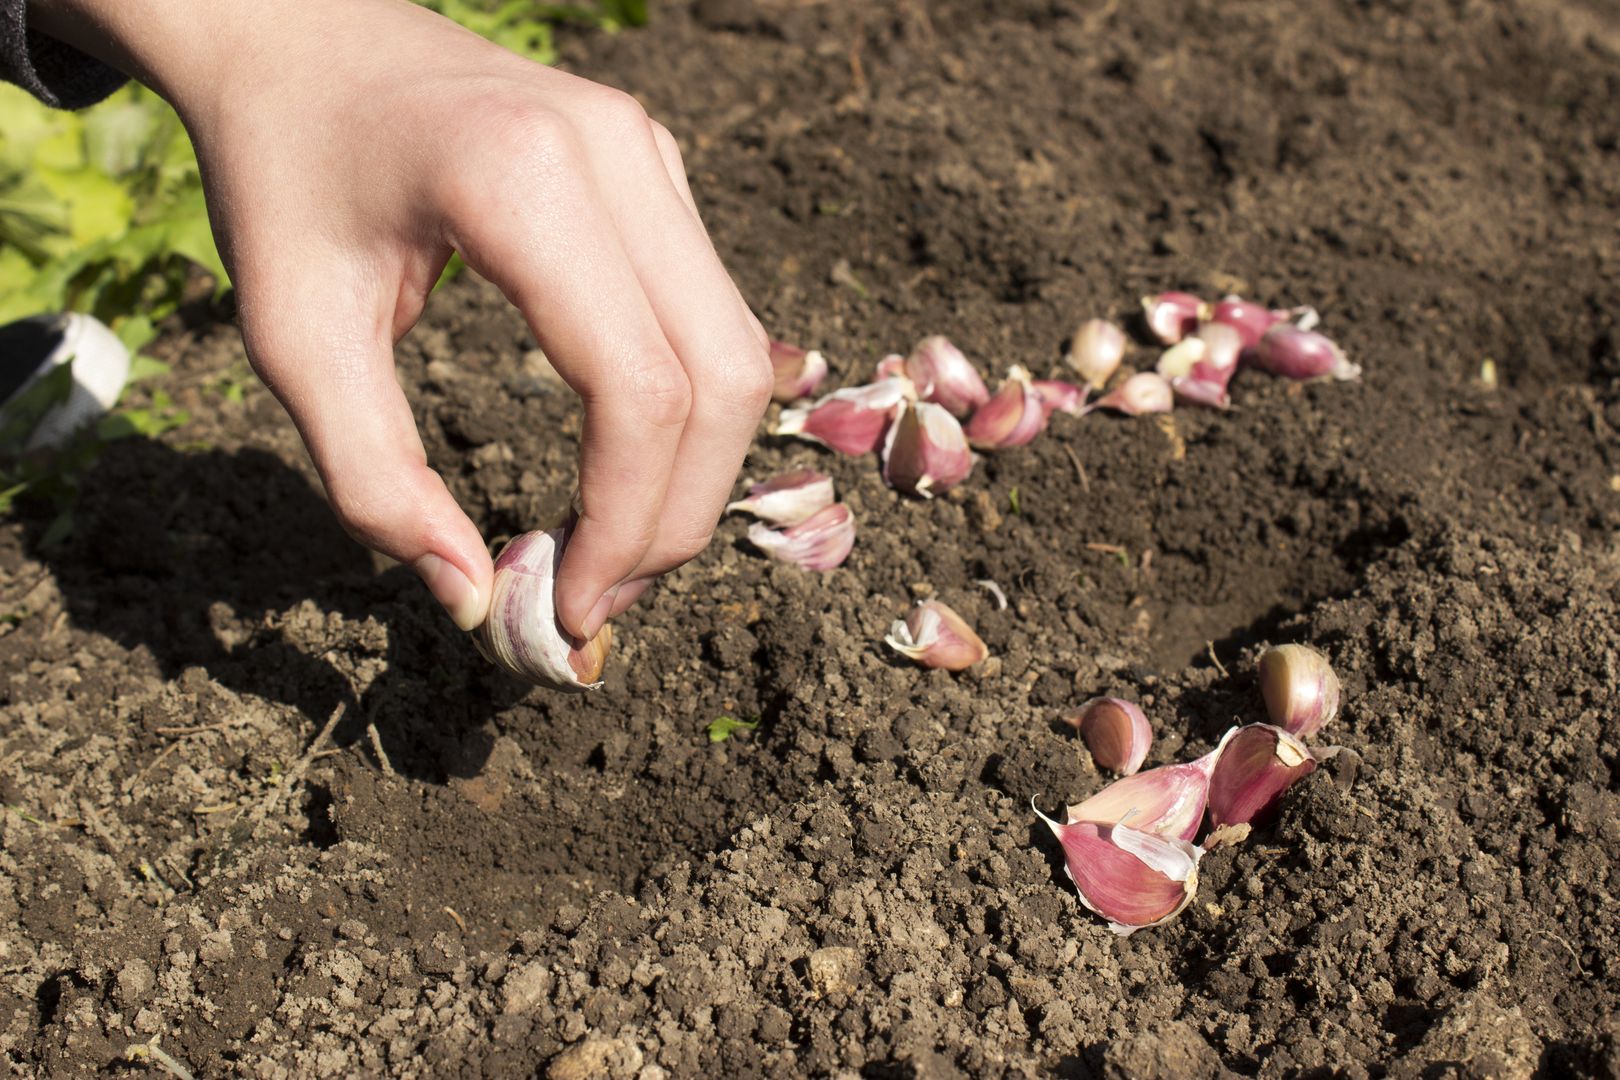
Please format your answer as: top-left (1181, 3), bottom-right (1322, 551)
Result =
top-left (2, 0), bottom-right (127, 109)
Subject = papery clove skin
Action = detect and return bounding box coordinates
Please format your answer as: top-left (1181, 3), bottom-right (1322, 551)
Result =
top-left (1207, 296), bottom-right (1284, 348)
top-left (881, 400), bottom-right (974, 497)
top-left (1160, 323), bottom-right (1243, 409)
top-left (725, 468), bottom-right (835, 526)
top-left (474, 527), bottom-right (612, 691)
top-left (769, 339), bottom-right (830, 402)
top-left (1258, 643), bottom-right (1342, 738)
top-left (1141, 291), bottom-right (1208, 345)
top-left (773, 376), bottom-right (914, 455)
top-left (1064, 732), bottom-right (1233, 841)
top-left (884, 600), bottom-right (988, 671)
top-left (904, 335), bottom-right (991, 418)
top-left (1082, 371), bottom-right (1174, 416)
top-left (1069, 697), bottom-right (1152, 776)
top-left (1034, 807), bottom-right (1203, 936)
top-left (1205, 724), bottom-right (1317, 829)
top-left (1033, 379), bottom-right (1087, 418)
top-left (746, 502), bottom-right (855, 570)
top-left (1068, 318), bottom-right (1127, 390)
top-left (964, 365), bottom-right (1047, 448)
top-left (1253, 324), bottom-right (1362, 382)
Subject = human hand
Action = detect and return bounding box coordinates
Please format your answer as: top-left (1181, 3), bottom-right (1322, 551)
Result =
top-left (33, 0), bottom-right (772, 640)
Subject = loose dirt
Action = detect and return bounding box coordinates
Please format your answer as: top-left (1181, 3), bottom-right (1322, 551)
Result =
top-left (3, 0), bottom-right (1618, 1076)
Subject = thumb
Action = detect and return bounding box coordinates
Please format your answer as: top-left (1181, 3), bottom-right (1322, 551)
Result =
top-left (239, 276), bottom-right (493, 631)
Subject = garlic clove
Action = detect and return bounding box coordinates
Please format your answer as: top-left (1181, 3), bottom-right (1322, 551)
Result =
top-left (769, 339), bottom-right (830, 402)
top-left (725, 468), bottom-right (836, 526)
top-left (746, 502), bottom-right (855, 570)
top-left (964, 365), bottom-right (1048, 449)
top-left (1067, 318), bottom-right (1127, 390)
top-left (474, 527), bottom-right (612, 691)
top-left (881, 399), bottom-right (974, 498)
top-left (1205, 723), bottom-right (1317, 829)
top-left (1034, 806), bottom-right (1203, 936)
top-left (773, 376), bottom-right (914, 455)
top-left (1258, 643), bottom-right (1341, 738)
top-left (1207, 296), bottom-right (1284, 348)
top-left (1065, 731), bottom-right (1233, 841)
top-left (1068, 697), bottom-right (1152, 775)
top-left (884, 599), bottom-right (988, 671)
top-left (1033, 379), bottom-right (1088, 418)
top-left (1140, 291), bottom-right (1208, 345)
top-left (904, 335), bottom-right (990, 418)
top-left (875, 352), bottom-right (906, 380)
top-left (1081, 371), bottom-right (1174, 417)
top-left (1162, 323), bottom-right (1243, 409)
top-left (1253, 324), bottom-right (1361, 381)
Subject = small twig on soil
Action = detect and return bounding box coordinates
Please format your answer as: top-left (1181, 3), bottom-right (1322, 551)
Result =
top-left (1206, 641), bottom-right (1230, 679)
top-left (443, 906), bottom-right (467, 934)
top-left (1063, 444), bottom-right (1090, 492)
top-left (1084, 543), bottom-right (1126, 555)
top-left (1528, 929), bottom-right (1583, 973)
top-left (366, 722), bottom-right (396, 778)
top-left (152, 721), bottom-right (232, 737)
top-left (125, 1036), bottom-right (195, 1080)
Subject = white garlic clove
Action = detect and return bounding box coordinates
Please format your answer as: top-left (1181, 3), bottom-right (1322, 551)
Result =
top-left (884, 600), bottom-right (988, 671)
top-left (725, 468), bottom-right (836, 526)
top-left (474, 527), bottom-right (611, 691)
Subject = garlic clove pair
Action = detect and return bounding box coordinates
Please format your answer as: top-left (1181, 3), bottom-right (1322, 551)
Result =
top-left (773, 375), bottom-right (915, 455)
top-left (1068, 318), bottom-right (1127, 390)
top-left (746, 503), bottom-right (856, 570)
top-left (769, 339), bottom-right (830, 403)
top-left (1034, 806), bottom-right (1203, 936)
top-left (1068, 697), bottom-right (1152, 776)
top-left (1205, 723), bottom-right (1318, 828)
top-left (1082, 371), bottom-right (1174, 416)
top-left (1258, 643), bottom-right (1341, 738)
top-left (1159, 323), bottom-right (1243, 409)
top-left (726, 468), bottom-right (835, 526)
top-left (1253, 324), bottom-right (1361, 382)
top-left (474, 526), bottom-right (612, 691)
top-left (964, 365), bottom-right (1048, 448)
top-left (881, 399), bottom-right (974, 497)
top-left (885, 600), bottom-right (987, 671)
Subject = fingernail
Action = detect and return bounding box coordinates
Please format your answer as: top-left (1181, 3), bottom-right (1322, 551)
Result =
top-left (609, 576), bottom-right (656, 616)
top-left (413, 553), bottom-right (483, 632)
top-left (581, 586), bottom-right (619, 641)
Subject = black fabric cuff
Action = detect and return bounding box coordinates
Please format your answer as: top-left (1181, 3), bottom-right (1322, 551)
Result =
top-left (2, 3), bottom-right (128, 109)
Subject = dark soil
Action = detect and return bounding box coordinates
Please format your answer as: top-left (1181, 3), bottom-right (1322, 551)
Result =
top-left (4, 0), bottom-right (1619, 1076)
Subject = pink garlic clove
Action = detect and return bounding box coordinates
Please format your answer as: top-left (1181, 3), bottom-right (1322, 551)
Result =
top-left (1205, 723), bottom-right (1318, 829)
top-left (1207, 296), bottom-right (1284, 348)
top-left (964, 365), bottom-right (1048, 448)
top-left (1253, 324), bottom-right (1361, 382)
top-left (474, 527), bottom-right (612, 690)
top-left (1033, 379), bottom-right (1088, 418)
top-left (881, 400), bottom-right (975, 498)
top-left (1034, 807), bottom-right (1203, 936)
top-left (1258, 643), bottom-right (1341, 738)
top-left (875, 353), bottom-right (906, 380)
top-left (769, 339), bottom-right (831, 403)
top-left (1068, 697), bottom-right (1152, 776)
top-left (1141, 291), bottom-right (1208, 345)
top-left (1065, 731), bottom-right (1234, 842)
top-left (1082, 371), bottom-right (1174, 417)
top-left (904, 336), bottom-right (991, 418)
top-left (773, 376), bottom-right (914, 455)
top-left (725, 468), bottom-right (836, 526)
top-left (746, 502), bottom-right (855, 570)
top-left (1067, 318), bottom-right (1127, 390)
top-left (1169, 375), bottom-right (1231, 410)
top-left (884, 600), bottom-right (988, 671)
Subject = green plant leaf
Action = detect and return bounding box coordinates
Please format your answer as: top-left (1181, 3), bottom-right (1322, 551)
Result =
top-left (706, 715), bottom-right (760, 743)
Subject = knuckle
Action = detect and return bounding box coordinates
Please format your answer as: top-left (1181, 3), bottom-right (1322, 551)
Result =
top-left (712, 340), bottom-right (775, 415)
top-left (586, 87), bottom-right (651, 136)
top-left (649, 120), bottom-right (682, 161)
top-left (624, 354), bottom-right (693, 429)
